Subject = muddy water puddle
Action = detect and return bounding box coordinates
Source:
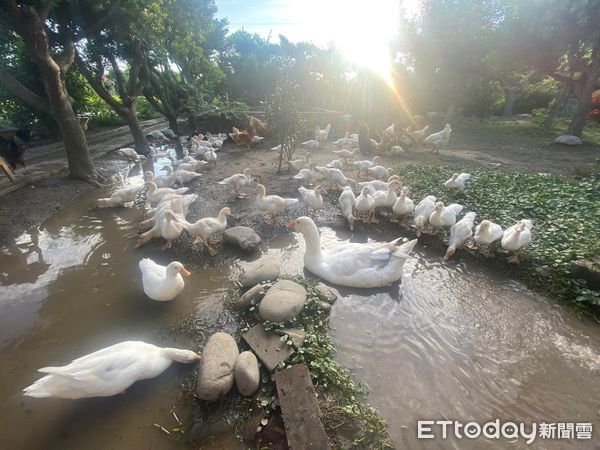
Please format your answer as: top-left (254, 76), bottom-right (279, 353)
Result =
top-left (0, 172), bottom-right (599, 449)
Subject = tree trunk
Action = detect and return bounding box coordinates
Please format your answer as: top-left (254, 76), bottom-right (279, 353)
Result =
top-left (51, 93), bottom-right (98, 181)
top-left (119, 105), bottom-right (150, 155)
top-left (567, 58), bottom-right (600, 137)
top-left (544, 85), bottom-right (570, 129)
top-left (1, 4), bottom-right (98, 182)
top-left (502, 86), bottom-right (519, 116)
top-left (166, 113), bottom-right (179, 136)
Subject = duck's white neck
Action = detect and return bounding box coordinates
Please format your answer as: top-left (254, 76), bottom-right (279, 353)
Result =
top-left (217, 210), bottom-right (228, 225)
top-left (300, 222), bottom-right (322, 261)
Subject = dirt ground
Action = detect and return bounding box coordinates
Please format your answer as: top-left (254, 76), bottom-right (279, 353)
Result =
top-left (1, 119), bottom-right (598, 249)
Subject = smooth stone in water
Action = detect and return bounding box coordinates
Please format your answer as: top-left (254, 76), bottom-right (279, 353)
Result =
top-left (315, 282), bottom-right (337, 303)
top-left (259, 280), bottom-right (306, 322)
top-left (239, 261), bottom-right (279, 287)
top-left (234, 283), bottom-right (266, 309)
top-left (234, 351), bottom-right (260, 396)
top-left (224, 226), bottom-right (262, 252)
top-left (196, 332), bottom-right (239, 401)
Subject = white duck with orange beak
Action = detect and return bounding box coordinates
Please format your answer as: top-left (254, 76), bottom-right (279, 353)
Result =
top-left (139, 259), bottom-right (190, 301)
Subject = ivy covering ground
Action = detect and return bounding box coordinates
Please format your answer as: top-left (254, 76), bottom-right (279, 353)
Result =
top-left (231, 277), bottom-right (393, 449)
top-left (399, 165), bottom-right (600, 311)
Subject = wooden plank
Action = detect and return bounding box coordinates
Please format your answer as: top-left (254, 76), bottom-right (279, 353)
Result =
top-left (274, 364), bottom-right (330, 450)
top-left (0, 156), bottom-right (17, 182)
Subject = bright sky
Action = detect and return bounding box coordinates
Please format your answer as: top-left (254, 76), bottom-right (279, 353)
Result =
top-left (215, 0), bottom-right (418, 80)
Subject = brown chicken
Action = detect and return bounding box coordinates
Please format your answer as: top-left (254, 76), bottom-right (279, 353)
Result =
top-left (249, 116), bottom-right (271, 137)
top-left (229, 127), bottom-right (254, 148)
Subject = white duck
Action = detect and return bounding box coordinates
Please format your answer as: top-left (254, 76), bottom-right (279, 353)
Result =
top-left (372, 180), bottom-right (402, 222)
top-left (338, 186), bottom-right (356, 231)
top-left (315, 124), bottom-right (331, 142)
top-left (353, 156), bottom-right (380, 178)
top-left (367, 165), bottom-right (393, 181)
top-left (23, 341), bottom-right (200, 399)
top-left (255, 184), bottom-right (299, 224)
top-left (501, 219), bottom-right (532, 263)
top-left (413, 195), bottom-right (437, 236)
top-left (333, 132), bottom-right (352, 148)
top-left (163, 166), bottom-right (201, 185)
top-left (179, 207), bottom-right (232, 255)
top-left (314, 166), bottom-right (356, 190)
top-left (288, 217), bottom-right (417, 288)
top-left (391, 187), bottom-right (414, 224)
top-left (145, 169), bottom-right (175, 189)
top-left (355, 187), bottom-right (376, 223)
top-left (139, 194), bottom-right (197, 231)
top-left (139, 259), bottom-right (190, 301)
top-left (474, 220), bottom-right (503, 256)
top-left (96, 184), bottom-right (142, 208)
top-left (407, 125), bottom-right (430, 145)
top-left (424, 123), bottom-right (452, 153)
top-left (204, 148), bottom-right (217, 167)
top-left (288, 152), bottom-right (312, 173)
top-left (298, 185), bottom-right (325, 216)
top-left (117, 147), bottom-right (145, 162)
top-left (145, 181), bottom-right (189, 205)
top-left (326, 159), bottom-right (344, 170)
top-left (332, 148), bottom-right (359, 165)
top-left (136, 203), bottom-right (186, 250)
top-left (301, 139), bottom-right (320, 150)
top-left (358, 175), bottom-right (401, 192)
top-left (219, 168), bottom-right (253, 198)
top-left (429, 202), bottom-right (464, 229)
top-left (444, 172), bottom-right (471, 191)
top-left (177, 159), bottom-right (208, 173)
top-left (292, 163), bottom-right (317, 186)
top-left (251, 135), bottom-right (265, 146)
top-left (390, 145), bottom-right (405, 155)
top-left (444, 212), bottom-right (476, 260)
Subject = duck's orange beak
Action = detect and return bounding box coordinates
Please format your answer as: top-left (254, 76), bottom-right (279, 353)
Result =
top-left (287, 222), bottom-right (295, 230)
top-left (181, 267), bottom-right (191, 277)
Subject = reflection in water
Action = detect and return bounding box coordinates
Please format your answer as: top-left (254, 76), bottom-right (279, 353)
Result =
top-left (0, 181), bottom-right (598, 450)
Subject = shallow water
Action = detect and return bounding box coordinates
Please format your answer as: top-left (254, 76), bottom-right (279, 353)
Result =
top-left (0, 171), bottom-right (599, 449)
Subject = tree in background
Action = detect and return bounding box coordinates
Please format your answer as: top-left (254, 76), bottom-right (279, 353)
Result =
top-left (75, 0), bottom-right (162, 155)
top-left (265, 75), bottom-right (303, 173)
top-left (143, 0), bottom-right (227, 135)
top-left (0, 0), bottom-right (110, 181)
top-left (504, 0), bottom-right (600, 136)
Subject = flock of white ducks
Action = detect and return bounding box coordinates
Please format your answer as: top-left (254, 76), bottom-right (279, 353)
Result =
top-left (24, 122), bottom-right (534, 400)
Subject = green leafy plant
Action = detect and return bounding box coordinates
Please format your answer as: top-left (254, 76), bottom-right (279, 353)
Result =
top-left (400, 165), bottom-right (600, 310)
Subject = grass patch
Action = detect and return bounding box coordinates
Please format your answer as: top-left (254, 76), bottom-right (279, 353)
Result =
top-left (399, 165), bottom-right (600, 312)
top-left (232, 277), bottom-right (393, 449)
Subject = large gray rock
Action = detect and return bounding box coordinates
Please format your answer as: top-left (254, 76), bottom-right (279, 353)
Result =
top-left (196, 332), bottom-right (239, 401)
top-left (233, 283), bottom-right (266, 309)
top-left (161, 128), bottom-right (177, 140)
top-left (259, 280), bottom-right (306, 322)
top-left (554, 134), bottom-right (583, 146)
top-left (224, 226), bottom-right (262, 252)
top-left (239, 261), bottom-right (279, 287)
top-left (234, 351), bottom-right (260, 396)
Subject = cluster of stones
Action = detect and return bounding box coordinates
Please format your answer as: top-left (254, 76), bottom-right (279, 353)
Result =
top-left (195, 261), bottom-right (337, 400)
